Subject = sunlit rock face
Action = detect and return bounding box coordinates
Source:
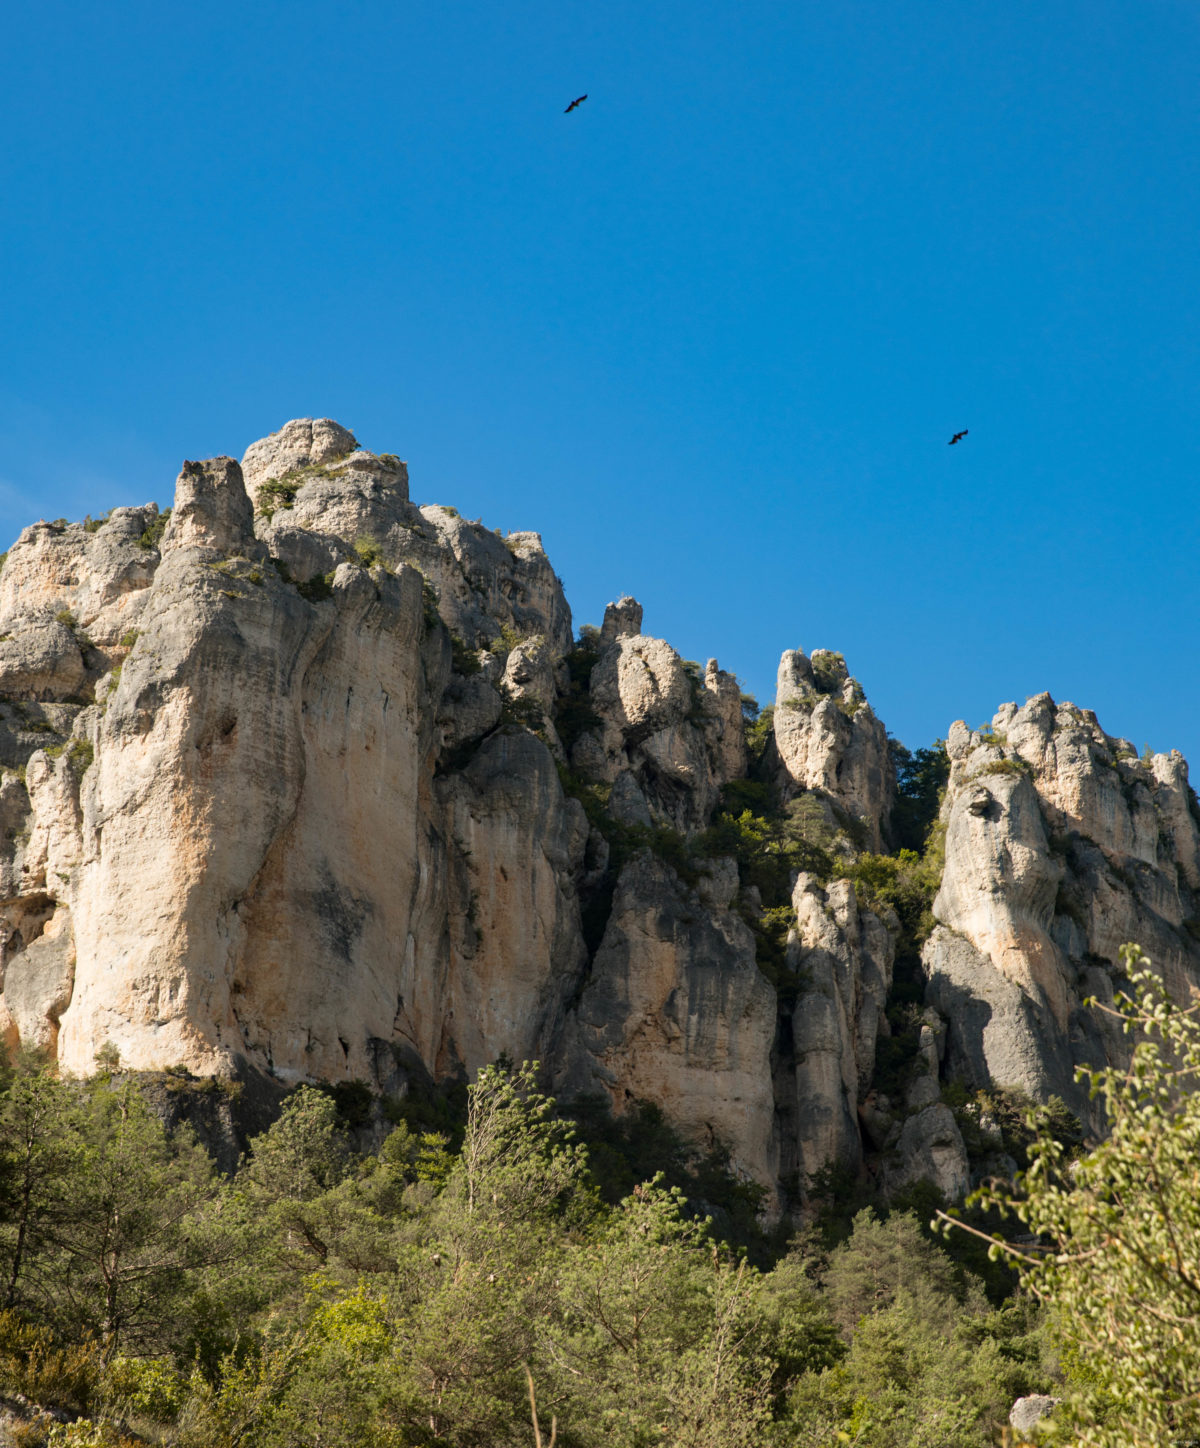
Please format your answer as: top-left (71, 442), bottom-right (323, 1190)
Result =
top-left (0, 418), bottom-right (1196, 1216)
top-left (924, 696), bottom-right (1200, 1130)
top-left (772, 648), bottom-right (894, 851)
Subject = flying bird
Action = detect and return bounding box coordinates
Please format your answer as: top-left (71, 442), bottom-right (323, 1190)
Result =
top-left (564, 94), bottom-right (588, 113)
top-left (948, 430), bottom-right (968, 445)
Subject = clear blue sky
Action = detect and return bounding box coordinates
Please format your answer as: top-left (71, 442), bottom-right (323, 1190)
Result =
top-left (2, 1), bottom-right (1197, 766)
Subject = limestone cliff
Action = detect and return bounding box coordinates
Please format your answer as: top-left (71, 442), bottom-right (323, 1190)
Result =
top-left (0, 417), bottom-right (1196, 1217)
top-left (924, 696), bottom-right (1200, 1132)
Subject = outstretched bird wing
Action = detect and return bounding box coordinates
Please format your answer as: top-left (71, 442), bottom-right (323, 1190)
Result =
top-left (564, 94), bottom-right (587, 113)
top-left (948, 430), bottom-right (968, 445)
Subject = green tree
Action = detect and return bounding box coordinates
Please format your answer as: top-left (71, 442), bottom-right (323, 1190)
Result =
top-left (0, 1051), bottom-right (80, 1312)
top-left (786, 1212), bottom-right (1042, 1446)
top-left (948, 945), bottom-right (1200, 1446)
top-left (45, 1080), bottom-right (231, 1353)
top-left (544, 1179), bottom-right (773, 1446)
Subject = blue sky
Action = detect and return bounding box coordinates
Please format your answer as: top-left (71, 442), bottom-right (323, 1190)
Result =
top-left (1, 1), bottom-right (1197, 765)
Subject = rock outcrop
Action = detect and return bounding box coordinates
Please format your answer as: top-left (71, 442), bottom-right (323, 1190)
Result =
top-left (0, 417), bottom-right (1196, 1221)
top-left (556, 853), bottom-right (778, 1196)
top-left (773, 648), bottom-right (893, 850)
top-left (924, 696), bottom-right (1200, 1129)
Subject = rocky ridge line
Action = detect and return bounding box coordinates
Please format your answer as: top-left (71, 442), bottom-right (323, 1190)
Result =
top-left (0, 417), bottom-right (1195, 1216)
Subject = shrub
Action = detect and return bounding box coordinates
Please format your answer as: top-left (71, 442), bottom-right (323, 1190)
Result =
top-left (296, 571), bottom-right (335, 603)
top-left (977, 757), bottom-right (1030, 778)
top-left (352, 536), bottom-right (383, 568)
top-left (450, 634), bottom-right (482, 675)
top-left (136, 510), bottom-right (170, 551)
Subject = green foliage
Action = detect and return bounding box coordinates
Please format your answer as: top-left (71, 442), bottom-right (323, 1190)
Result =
top-left (889, 739), bottom-right (950, 853)
top-left (787, 1211), bottom-right (1047, 1446)
top-left (811, 650), bottom-right (848, 695)
top-left (941, 1081), bottom-right (1080, 1172)
top-left (951, 944), bottom-right (1200, 1446)
top-left (977, 757), bottom-right (1031, 778)
top-left (419, 575), bottom-right (441, 631)
top-left (352, 535), bottom-right (384, 568)
top-left (498, 689), bottom-right (544, 731)
top-left (450, 633), bottom-right (482, 674)
top-left (117, 629), bottom-right (138, 650)
top-left (82, 512), bottom-right (110, 533)
top-left (93, 1042), bottom-right (120, 1071)
top-left (0, 1053), bottom-right (1059, 1446)
top-left (295, 569), bottom-right (335, 603)
top-left (136, 510), bottom-right (170, 551)
top-left (0, 1310), bottom-right (102, 1416)
top-left (488, 622), bottom-right (525, 661)
top-left (72, 739), bottom-right (94, 773)
top-left (552, 627), bottom-right (609, 750)
top-left (564, 1095), bottom-right (771, 1260)
top-left (255, 475), bottom-right (302, 520)
top-left (744, 702), bottom-right (775, 765)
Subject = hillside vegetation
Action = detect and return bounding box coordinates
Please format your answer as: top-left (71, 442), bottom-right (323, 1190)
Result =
top-left (0, 1056), bottom-right (1053, 1448)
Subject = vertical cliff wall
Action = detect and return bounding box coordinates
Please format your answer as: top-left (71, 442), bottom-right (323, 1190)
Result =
top-left (0, 417), bottom-right (1197, 1214)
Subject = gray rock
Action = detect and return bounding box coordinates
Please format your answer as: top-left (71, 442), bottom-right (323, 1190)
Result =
top-left (0, 621), bottom-right (86, 701)
top-left (888, 1103), bottom-right (970, 1201)
top-left (241, 417), bottom-right (359, 502)
top-left (601, 595), bottom-right (642, 642)
top-left (608, 770), bottom-right (653, 828)
top-left (772, 647), bottom-right (893, 850)
top-left (1009, 1395), bottom-right (1059, 1434)
top-left (905, 1073), bottom-right (940, 1111)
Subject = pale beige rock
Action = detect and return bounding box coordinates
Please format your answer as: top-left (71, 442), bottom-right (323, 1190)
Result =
top-left (163, 457), bottom-right (257, 557)
top-left (601, 595), bottom-right (643, 642)
top-left (414, 511), bottom-right (573, 658)
top-left (575, 633), bottom-right (741, 832)
top-left (502, 636), bottom-right (558, 723)
top-left (240, 417), bottom-right (359, 503)
top-left (773, 648), bottom-right (893, 849)
top-left (0, 509), bottom-right (161, 665)
top-left (704, 659), bottom-right (747, 782)
top-left (0, 621), bottom-right (87, 702)
top-left (590, 634), bottom-right (693, 737)
top-left (435, 731), bottom-right (588, 1075)
top-left (926, 696), bottom-right (1200, 1123)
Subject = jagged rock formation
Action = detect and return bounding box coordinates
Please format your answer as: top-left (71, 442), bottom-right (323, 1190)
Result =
top-left (924, 696), bottom-right (1200, 1130)
top-left (773, 648), bottom-right (893, 850)
top-left (0, 417), bottom-right (1197, 1217)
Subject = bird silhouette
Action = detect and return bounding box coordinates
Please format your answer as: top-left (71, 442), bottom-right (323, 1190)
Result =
top-left (564, 94), bottom-right (587, 113)
top-left (948, 430), bottom-right (968, 445)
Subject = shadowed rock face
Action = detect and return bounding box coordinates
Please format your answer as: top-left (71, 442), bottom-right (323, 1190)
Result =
top-left (0, 418), bottom-right (1196, 1216)
top-left (554, 852), bottom-right (780, 1199)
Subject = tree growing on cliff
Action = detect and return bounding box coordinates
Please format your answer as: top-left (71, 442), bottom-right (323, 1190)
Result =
top-left (941, 945), bottom-right (1200, 1446)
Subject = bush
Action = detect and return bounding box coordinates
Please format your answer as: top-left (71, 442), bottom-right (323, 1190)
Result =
top-left (352, 536), bottom-right (384, 569)
top-left (136, 511), bottom-right (170, 551)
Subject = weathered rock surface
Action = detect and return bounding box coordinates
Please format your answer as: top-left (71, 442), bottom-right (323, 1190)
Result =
top-left (773, 648), bottom-right (893, 849)
top-left (555, 852), bottom-right (779, 1196)
top-left (0, 417), bottom-right (1197, 1222)
top-left (786, 874), bottom-right (895, 1181)
top-left (1009, 1394), bottom-right (1059, 1436)
top-left (925, 695), bottom-right (1200, 1128)
top-left (570, 627), bottom-right (745, 832)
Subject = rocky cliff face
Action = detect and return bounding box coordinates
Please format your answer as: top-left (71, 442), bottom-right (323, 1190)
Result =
top-left (924, 696), bottom-right (1200, 1133)
top-left (1, 417), bottom-right (1197, 1215)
